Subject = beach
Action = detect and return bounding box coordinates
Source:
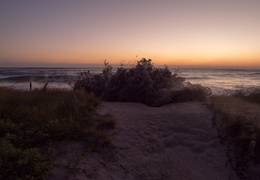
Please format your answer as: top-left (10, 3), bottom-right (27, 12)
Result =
top-left (1, 62), bottom-right (260, 179)
top-left (49, 102), bottom-right (238, 180)
top-left (2, 0), bottom-right (260, 179)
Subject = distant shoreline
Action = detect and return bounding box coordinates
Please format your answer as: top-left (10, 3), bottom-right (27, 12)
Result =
top-left (0, 64), bottom-right (260, 70)
top-left (0, 66), bottom-right (260, 94)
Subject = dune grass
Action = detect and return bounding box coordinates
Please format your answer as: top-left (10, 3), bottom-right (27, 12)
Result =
top-left (234, 89), bottom-right (260, 105)
top-left (210, 95), bottom-right (260, 178)
top-left (0, 88), bottom-right (114, 180)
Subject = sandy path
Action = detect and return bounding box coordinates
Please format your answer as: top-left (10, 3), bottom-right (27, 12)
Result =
top-left (52, 102), bottom-right (238, 180)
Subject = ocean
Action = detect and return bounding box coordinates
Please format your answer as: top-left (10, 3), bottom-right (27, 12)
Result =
top-left (0, 66), bottom-right (260, 94)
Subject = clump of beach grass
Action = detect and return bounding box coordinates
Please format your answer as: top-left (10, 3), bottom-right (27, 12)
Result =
top-left (0, 88), bottom-right (114, 180)
top-left (234, 88), bottom-right (260, 105)
top-left (210, 95), bottom-right (260, 179)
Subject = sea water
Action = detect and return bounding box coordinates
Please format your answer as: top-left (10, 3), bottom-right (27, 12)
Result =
top-left (0, 66), bottom-right (259, 94)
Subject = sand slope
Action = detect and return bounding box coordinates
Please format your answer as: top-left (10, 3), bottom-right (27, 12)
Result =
top-left (51, 102), bottom-right (238, 180)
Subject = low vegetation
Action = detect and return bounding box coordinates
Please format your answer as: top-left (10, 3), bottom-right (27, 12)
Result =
top-left (0, 88), bottom-right (114, 180)
top-left (74, 58), bottom-right (211, 106)
top-left (210, 90), bottom-right (260, 179)
top-left (234, 88), bottom-right (260, 105)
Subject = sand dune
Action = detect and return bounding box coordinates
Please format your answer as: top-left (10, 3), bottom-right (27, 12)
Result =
top-left (50, 102), bottom-right (238, 180)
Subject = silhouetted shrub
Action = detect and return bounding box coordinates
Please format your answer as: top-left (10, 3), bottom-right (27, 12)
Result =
top-left (74, 58), bottom-right (211, 106)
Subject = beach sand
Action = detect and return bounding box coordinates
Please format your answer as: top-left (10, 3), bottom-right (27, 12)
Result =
top-left (49, 102), bottom-right (238, 180)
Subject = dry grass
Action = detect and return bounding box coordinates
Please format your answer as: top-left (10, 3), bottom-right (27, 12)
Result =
top-left (211, 96), bottom-right (260, 127)
top-left (0, 88), bottom-right (114, 180)
top-left (235, 89), bottom-right (260, 105)
top-left (210, 96), bottom-right (260, 178)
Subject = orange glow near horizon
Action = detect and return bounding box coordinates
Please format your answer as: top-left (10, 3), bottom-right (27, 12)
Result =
top-left (1, 51), bottom-right (260, 67)
top-left (2, 46), bottom-right (259, 67)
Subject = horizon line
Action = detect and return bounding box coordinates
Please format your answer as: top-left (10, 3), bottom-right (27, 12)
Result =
top-left (0, 63), bottom-right (260, 69)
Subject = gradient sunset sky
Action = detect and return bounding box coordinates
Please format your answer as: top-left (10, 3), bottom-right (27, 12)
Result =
top-left (1, 0), bottom-right (260, 67)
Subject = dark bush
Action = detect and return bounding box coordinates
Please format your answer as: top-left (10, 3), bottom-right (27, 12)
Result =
top-left (74, 58), bottom-right (211, 106)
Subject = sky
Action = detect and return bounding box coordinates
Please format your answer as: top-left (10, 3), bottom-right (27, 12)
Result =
top-left (0, 0), bottom-right (260, 67)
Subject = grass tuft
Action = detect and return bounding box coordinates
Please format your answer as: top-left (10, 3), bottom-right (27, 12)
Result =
top-left (210, 95), bottom-right (260, 178)
top-left (0, 88), bottom-right (114, 179)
